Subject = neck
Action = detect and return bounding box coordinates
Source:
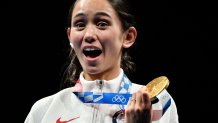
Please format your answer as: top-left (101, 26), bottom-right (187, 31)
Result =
top-left (83, 67), bottom-right (121, 81)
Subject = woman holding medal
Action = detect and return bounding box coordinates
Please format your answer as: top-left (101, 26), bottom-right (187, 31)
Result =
top-left (25, 0), bottom-right (179, 122)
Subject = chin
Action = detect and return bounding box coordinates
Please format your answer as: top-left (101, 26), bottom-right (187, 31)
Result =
top-left (84, 67), bottom-right (101, 75)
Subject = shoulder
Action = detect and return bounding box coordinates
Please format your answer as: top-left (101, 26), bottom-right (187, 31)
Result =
top-left (32, 87), bottom-right (72, 110)
top-left (25, 87), bottom-right (73, 123)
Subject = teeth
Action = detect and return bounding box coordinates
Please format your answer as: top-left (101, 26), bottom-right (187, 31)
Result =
top-left (84, 48), bottom-right (100, 51)
top-left (83, 47), bottom-right (102, 57)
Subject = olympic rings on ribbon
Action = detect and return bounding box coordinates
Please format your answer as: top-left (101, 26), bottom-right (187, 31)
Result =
top-left (112, 95), bottom-right (126, 103)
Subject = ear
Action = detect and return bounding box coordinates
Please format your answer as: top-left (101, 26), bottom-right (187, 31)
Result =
top-left (122, 27), bottom-right (137, 48)
top-left (67, 27), bottom-right (74, 48)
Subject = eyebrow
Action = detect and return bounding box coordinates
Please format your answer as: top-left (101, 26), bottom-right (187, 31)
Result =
top-left (73, 13), bottom-right (86, 19)
top-left (95, 12), bottom-right (111, 18)
top-left (73, 11), bottom-right (111, 19)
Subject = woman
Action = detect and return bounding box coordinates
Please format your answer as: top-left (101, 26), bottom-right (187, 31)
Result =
top-left (25, 0), bottom-right (179, 123)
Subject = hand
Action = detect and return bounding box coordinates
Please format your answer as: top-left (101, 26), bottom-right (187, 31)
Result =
top-left (125, 86), bottom-right (152, 123)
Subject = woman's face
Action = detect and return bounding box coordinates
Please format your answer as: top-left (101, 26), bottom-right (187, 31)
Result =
top-left (68, 0), bottom-right (131, 80)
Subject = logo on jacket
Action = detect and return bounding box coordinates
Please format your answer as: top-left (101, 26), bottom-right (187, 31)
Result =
top-left (56, 116), bottom-right (80, 123)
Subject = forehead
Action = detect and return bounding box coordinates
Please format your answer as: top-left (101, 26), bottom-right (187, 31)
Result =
top-left (72, 0), bottom-right (116, 17)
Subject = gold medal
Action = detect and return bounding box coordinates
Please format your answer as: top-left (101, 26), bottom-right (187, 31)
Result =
top-left (146, 76), bottom-right (170, 99)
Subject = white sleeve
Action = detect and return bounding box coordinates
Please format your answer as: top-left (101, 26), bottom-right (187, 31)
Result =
top-left (24, 113), bottom-right (32, 123)
top-left (169, 98), bottom-right (179, 123)
top-left (153, 89), bottom-right (179, 123)
top-left (24, 96), bottom-right (53, 123)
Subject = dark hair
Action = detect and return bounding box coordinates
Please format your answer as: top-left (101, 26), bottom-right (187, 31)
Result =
top-left (60, 0), bottom-right (136, 89)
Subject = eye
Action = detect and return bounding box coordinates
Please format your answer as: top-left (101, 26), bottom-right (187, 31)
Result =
top-left (74, 21), bottom-right (86, 30)
top-left (96, 21), bottom-right (108, 29)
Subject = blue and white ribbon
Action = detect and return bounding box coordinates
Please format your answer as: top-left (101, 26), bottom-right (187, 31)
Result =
top-left (73, 74), bottom-right (172, 117)
top-left (74, 92), bottom-right (132, 105)
top-left (73, 74), bottom-right (132, 109)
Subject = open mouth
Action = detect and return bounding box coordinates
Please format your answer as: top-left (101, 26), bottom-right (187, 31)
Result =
top-left (83, 47), bottom-right (102, 58)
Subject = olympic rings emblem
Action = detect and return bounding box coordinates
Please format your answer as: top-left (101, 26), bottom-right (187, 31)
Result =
top-left (112, 95), bottom-right (126, 103)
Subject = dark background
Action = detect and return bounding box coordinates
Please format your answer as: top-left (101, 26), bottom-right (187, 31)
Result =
top-left (5, 0), bottom-right (217, 122)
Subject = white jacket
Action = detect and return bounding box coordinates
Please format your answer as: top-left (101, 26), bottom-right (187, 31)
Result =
top-left (25, 69), bottom-right (179, 123)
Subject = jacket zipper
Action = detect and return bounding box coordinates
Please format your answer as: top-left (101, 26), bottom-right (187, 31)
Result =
top-left (92, 80), bottom-right (104, 123)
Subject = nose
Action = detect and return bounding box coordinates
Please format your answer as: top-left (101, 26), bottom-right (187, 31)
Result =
top-left (84, 25), bottom-right (96, 43)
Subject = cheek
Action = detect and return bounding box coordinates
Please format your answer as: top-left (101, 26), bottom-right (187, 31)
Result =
top-left (70, 31), bottom-right (83, 46)
top-left (103, 35), bottom-right (123, 54)
top-left (101, 29), bottom-right (122, 42)
top-left (104, 33), bottom-right (123, 47)
top-left (103, 32), bottom-right (122, 46)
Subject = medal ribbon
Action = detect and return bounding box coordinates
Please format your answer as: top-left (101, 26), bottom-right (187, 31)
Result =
top-left (73, 92), bottom-right (132, 105)
top-left (73, 74), bottom-right (131, 109)
top-left (73, 74), bottom-right (171, 117)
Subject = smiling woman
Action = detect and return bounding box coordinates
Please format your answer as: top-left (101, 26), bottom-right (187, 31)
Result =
top-left (24, 0), bottom-right (179, 123)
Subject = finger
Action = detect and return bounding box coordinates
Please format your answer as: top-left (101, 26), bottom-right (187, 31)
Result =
top-left (140, 86), bottom-right (148, 94)
top-left (142, 91), bottom-right (151, 109)
top-left (137, 86), bottom-right (151, 109)
top-left (125, 93), bottom-right (136, 120)
top-left (143, 88), bottom-right (150, 101)
top-left (135, 90), bottom-right (143, 107)
top-left (143, 85), bottom-right (152, 99)
top-left (129, 93), bottom-right (136, 107)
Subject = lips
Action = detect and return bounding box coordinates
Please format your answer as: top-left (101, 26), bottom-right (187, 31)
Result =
top-left (83, 47), bottom-right (102, 58)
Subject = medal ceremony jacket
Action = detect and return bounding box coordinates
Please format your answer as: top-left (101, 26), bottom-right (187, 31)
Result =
top-left (25, 69), bottom-right (179, 123)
